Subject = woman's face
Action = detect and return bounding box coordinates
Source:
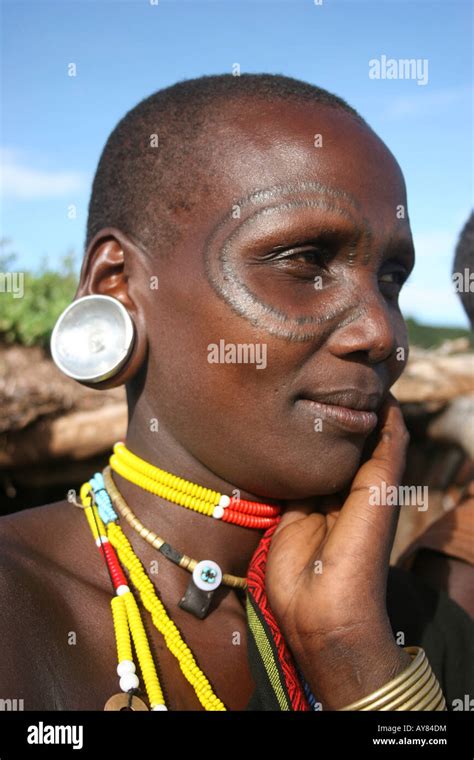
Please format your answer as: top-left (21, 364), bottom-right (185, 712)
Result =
top-left (138, 100), bottom-right (414, 499)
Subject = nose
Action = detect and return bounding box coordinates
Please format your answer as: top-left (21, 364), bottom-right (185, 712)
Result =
top-left (326, 291), bottom-right (398, 364)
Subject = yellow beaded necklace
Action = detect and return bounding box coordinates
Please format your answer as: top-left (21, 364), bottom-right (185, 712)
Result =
top-left (80, 479), bottom-right (226, 711)
top-left (110, 441), bottom-right (282, 529)
top-left (103, 465), bottom-right (247, 591)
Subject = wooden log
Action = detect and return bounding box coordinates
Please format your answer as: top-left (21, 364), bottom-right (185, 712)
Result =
top-left (427, 395), bottom-right (474, 458)
top-left (0, 402), bottom-right (127, 468)
top-left (392, 353), bottom-right (474, 403)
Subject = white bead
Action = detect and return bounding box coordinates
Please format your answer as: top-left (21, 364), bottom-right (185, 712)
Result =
top-left (117, 660), bottom-right (136, 677)
top-left (219, 495), bottom-right (231, 508)
top-left (213, 506), bottom-right (224, 519)
top-left (192, 560), bottom-right (222, 591)
top-left (116, 584), bottom-right (130, 596)
top-left (95, 535), bottom-right (109, 546)
top-left (152, 704), bottom-right (168, 711)
top-left (120, 673), bottom-right (140, 692)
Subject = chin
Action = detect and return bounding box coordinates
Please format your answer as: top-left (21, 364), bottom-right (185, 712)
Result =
top-left (253, 438), bottom-right (365, 501)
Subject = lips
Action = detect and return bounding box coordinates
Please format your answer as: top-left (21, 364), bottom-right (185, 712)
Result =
top-left (294, 389), bottom-right (383, 434)
top-left (297, 389), bottom-right (383, 412)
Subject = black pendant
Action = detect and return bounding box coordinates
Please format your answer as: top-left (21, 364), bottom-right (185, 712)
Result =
top-left (179, 560), bottom-right (223, 619)
top-left (179, 577), bottom-right (215, 619)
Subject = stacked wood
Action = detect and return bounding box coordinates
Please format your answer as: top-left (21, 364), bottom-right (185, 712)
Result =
top-left (0, 341), bottom-right (472, 560)
top-left (0, 342), bottom-right (472, 468)
top-left (0, 344), bottom-right (127, 467)
top-left (392, 343), bottom-right (474, 404)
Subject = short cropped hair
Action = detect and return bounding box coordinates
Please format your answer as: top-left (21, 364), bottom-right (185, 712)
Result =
top-left (85, 73), bottom-right (366, 257)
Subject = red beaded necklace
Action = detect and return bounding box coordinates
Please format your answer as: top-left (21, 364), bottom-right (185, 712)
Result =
top-left (109, 441), bottom-right (283, 530)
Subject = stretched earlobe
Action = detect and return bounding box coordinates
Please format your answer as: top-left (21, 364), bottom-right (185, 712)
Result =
top-left (50, 294), bottom-right (138, 386)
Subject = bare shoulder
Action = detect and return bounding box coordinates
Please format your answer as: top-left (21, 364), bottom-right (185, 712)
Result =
top-left (0, 499), bottom-right (94, 592)
top-left (0, 501), bottom-right (111, 709)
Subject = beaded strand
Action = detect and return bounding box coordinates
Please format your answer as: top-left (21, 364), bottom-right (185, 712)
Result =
top-left (110, 441), bottom-right (282, 529)
top-left (107, 521), bottom-right (226, 710)
top-left (80, 483), bottom-right (167, 710)
top-left (81, 478), bottom-right (226, 711)
top-left (102, 466), bottom-right (247, 590)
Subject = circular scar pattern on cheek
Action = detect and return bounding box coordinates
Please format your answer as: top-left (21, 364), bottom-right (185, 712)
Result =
top-left (204, 182), bottom-right (374, 342)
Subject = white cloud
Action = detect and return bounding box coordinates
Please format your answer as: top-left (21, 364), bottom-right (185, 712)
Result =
top-left (0, 148), bottom-right (86, 199)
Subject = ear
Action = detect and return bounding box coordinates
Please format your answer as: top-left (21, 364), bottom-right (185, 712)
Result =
top-left (73, 228), bottom-right (149, 390)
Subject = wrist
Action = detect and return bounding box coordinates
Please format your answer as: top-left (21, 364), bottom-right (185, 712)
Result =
top-left (290, 618), bottom-right (411, 710)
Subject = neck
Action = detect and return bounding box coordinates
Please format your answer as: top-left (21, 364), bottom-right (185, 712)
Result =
top-left (113, 406), bottom-right (278, 579)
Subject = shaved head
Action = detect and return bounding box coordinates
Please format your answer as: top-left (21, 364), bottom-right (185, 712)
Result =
top-left (85, 73), bottom-right (367, 258)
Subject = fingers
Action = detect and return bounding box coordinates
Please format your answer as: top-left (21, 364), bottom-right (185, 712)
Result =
top-left (273, 491), bottom-right (342, 539)
top-left (272, 500), bottom-right (315, 539)
top-left (322, 394), bottom-right (410, 568)
top-left (272, 395), bottom-right (410, 575)
top-left (351, 393), bottom-right (410, 491)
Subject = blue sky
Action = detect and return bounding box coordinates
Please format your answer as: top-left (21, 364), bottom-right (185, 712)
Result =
top-left (1, 0), bottom-right (472, 327)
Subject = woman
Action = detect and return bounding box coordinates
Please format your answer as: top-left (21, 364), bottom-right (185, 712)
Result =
top-left (1, 74), bottom-right (473, 711)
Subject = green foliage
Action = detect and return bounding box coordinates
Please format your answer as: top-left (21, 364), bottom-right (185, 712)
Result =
top-left (406, 317), bottom-right (473, 349)
top-left (0, 239), bottom-right (472, 350)
top-left (0, 246), bottom-right (78, 347)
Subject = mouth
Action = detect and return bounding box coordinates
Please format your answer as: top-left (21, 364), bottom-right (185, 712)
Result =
top-left (294, 389), bottom-right (383, 435)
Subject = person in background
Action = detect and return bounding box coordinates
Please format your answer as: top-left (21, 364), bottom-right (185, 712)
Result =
top-left (397, 212), bottom-right (474, 619)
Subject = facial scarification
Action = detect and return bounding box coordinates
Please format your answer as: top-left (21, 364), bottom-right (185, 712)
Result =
top-left (204, 181), bottom-right (376, 342)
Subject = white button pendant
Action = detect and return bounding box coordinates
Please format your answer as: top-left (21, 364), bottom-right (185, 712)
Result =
top-left (192, 560), bottom-right (223, 591)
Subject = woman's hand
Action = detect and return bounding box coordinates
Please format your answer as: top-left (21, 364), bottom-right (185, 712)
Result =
top-left (265, 393), bottom-right (412, 709)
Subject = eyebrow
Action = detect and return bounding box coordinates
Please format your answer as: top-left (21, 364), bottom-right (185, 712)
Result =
top-left (213, 196), bottom-right (373, 270)
top-left (206, 180), bottom-right (415, 274)
top-left (206, 182), bottom-right (368, 259)
top-left (229, 180), bottom-right (362, 216)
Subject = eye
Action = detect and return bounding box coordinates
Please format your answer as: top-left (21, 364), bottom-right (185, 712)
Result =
top-left (265, 243), bottom-right (332, 274)
top-left (379, 271), bottom-right (407, 285)
top-left (283, 247), bottom-right (327, 265)
top-left (378, 267), bottom-right (410, 299)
